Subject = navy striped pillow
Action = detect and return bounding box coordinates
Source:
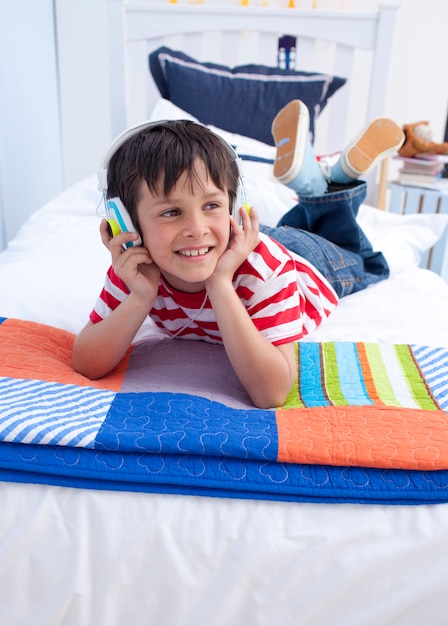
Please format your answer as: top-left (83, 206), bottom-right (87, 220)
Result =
top-left (149, 46), bottom-right (346, 147)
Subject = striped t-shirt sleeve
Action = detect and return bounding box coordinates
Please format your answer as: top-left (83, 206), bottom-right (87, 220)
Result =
top-left (89, 266), bottom-right (130, 324)
top-left (235, 234), bottom-right (338, 345)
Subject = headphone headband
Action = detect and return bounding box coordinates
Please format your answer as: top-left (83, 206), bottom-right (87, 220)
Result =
top-left (97, 119), bottom-right (243, 194)
top-left (98, 118), bottom-right (249, 227)
top-left (98, 120), bottom-right (172, 192)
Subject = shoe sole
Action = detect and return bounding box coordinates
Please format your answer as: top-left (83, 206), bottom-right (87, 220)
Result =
top-left (343, 118), bottom-right (405, 177)
top-left (272, 100), bottom-right (309, 184)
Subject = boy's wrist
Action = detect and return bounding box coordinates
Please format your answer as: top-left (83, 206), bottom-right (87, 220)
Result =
top-left (126, 290), bottom-right (155, 312)
top-left (205, 273), bottom-right (235, 295)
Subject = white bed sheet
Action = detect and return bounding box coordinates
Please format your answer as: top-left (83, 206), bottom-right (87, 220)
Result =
top-left (1, 174), bottom-right (448, 625)
top-left (1, 483), bottom-right (448, 626)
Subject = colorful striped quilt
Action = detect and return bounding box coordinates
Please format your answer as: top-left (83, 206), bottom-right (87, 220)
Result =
top-left (1, 317), bottom-right (448, 504)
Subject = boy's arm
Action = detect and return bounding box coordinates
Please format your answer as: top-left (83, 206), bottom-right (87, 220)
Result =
top-left (72, 228), bottom-right (160, 379)
top-left (72, 291), bottom-right (153, 379)
top-left (206, 208), bottom-right (297, 408)
top-left (206, 280), bottom-right (297, 408)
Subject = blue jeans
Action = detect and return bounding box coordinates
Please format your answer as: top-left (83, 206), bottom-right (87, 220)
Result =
top-left (259, 181), bottom-right (389, 298)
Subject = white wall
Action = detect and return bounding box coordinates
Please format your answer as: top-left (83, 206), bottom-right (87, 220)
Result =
top-left (0, 0), bottom-right (63, 249)
top-left (384, 0), bottom-right (448, 180)
top-left (55, 0), bottom-right (111, 190)
top-left (387, 0), bottom-right (448, 132)
top-left (1, 0), bottom-right (447, 249)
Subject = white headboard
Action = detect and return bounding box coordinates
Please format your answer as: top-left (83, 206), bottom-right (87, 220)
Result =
top-left (107, 0), bottom-right (399, 205)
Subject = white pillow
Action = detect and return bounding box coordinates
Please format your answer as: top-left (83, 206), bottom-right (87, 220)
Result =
top-left (150, 97), bottom-right (276, 159)
top-left (356, 205), bottom-right (448, 275)
top-left (150, 97), bottom-right (199, 123)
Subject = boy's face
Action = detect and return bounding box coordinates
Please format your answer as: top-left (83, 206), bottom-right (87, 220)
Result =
top-left (136, 159), bottom-right (232, 293)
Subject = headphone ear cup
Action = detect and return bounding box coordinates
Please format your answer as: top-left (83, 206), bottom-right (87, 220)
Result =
top-left (232, 183), bottom-right (240, 221)
top-left (106, 218), bottom-right (121, 238)
top-left (105, 197), bottom-right (143, 246)
top-left (232, 179), bottom-right (250, 223)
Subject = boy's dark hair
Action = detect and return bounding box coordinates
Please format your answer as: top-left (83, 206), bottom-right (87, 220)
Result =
top-left (107, 120), bottom-right (239, 235)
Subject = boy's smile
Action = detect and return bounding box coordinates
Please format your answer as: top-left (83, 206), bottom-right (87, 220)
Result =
top-left (136, 160), bottom-right (232, 293)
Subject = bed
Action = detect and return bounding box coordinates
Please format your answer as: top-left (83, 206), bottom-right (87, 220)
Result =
top-left (2, 2), bottom-right (448, 624)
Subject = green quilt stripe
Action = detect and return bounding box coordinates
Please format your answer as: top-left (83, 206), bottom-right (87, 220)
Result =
top-left (394, 344), bottom-right (439, 410)
top-left (322, 342), bottom-right (347, 406)
top-left (282, 343), bottom-right (303, 408)
top-left (357, 343), bottom-right (401, 407)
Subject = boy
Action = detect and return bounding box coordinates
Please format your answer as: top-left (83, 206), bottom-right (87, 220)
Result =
top-left (72, 100), bottom-right (404, 408)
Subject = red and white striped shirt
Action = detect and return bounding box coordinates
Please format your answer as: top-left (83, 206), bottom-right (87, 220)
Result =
top-left (90, 233), bottom-right (338, 345)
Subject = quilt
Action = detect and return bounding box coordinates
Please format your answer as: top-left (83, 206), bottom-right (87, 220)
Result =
top-left (1, 317), bottom-right (448, 504)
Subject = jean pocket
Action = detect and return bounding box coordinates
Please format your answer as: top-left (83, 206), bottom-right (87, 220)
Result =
top-left (317, 238), bottom-right (359, 272)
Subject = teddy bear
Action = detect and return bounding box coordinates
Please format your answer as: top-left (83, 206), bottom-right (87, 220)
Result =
top-left (398, 121), bottom-right (448, 158)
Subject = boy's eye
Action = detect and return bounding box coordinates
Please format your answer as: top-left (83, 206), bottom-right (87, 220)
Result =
top-left (160, 208), bottom-right (180, 217)
top-left (160, 203), bottom-right (222, 217)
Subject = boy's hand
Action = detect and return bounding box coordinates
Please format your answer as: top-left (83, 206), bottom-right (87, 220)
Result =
top-left (100, 219), bottom-right (160, 304)
top-left (207, 205), bottom-right (259, 285)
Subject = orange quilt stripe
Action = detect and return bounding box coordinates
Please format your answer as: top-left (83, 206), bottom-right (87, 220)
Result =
top-left (355, 341), bottom-right (385, 405)
top-left (276, 405), bottom-right (448, 470)
top-left (0, 318), bottom-right (129, 391)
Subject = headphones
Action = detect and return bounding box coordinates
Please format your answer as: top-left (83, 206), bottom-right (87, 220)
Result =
top-left (97, 119), bottom-right (249, 247)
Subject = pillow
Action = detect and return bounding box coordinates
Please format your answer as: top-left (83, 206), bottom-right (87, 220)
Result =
top-left (356, 205), bottom-right (448, 275)
top-left (149, 46), bottom-right (346, 146)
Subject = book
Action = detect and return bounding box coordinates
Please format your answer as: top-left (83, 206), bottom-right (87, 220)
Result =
top-left (398, 171), bottom-right (443, 185)
top-left (394, 155), bottom-right (448, 186)
top-left (394, 154), bottom-right (448, 165)
top-left (400, 162), bottom-right (445, 176)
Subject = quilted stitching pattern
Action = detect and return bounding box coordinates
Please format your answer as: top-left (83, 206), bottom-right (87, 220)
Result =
top-left (95, 392), bottom-right (277, 460)
top-left (1, 317), bottom-right (448, 503)
top-left (1, 442), bottom-right (448, 504)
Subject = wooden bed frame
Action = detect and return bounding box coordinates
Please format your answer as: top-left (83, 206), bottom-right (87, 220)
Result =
top-left (107, 0), bottom-right (399, 208)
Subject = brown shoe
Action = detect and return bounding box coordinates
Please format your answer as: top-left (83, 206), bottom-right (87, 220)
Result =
top-left (271, 99), bottom-right (327, 195)
top-left (339, 118), bottom-right (405, 178)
